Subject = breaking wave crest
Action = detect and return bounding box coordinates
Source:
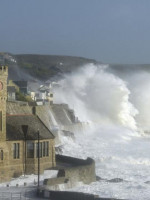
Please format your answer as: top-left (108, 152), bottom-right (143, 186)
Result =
top-left (53, 63), bottom-right (150, 199)
top-left (54, 64), bottom-right (138, 130)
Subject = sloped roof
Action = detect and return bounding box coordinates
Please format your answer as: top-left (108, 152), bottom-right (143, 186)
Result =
top-left (7, 102), bottom-right (31, 115)
top-left (28, 102), bottom-right (37, 106)
top-left (39, 85), bottom-right (49, 92)
top-left (6, 115), bottom-right (54, 141)
top-left (13, 81), bottom-right (28, 88)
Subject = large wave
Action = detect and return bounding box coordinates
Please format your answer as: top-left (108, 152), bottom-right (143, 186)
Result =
top-left (53, 63), bottom-right (150, 199)
top-left (54, 64), bottom-right (138, 130)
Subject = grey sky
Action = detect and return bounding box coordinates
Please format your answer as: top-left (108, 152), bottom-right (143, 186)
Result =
top-left (0, 0), bottom-right (150, 64)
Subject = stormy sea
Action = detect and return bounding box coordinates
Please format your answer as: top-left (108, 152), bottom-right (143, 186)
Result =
top-left (54, 63), bottom-right (150, 200)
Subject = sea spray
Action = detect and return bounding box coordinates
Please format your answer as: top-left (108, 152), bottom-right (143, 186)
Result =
top-left (54, 63), bottom-right (138, 130)
top-left (107, 65), bottom-right (150, 131)
top-left (52, 63), bottom-right (150, 199)
top-left (124, 71), bottom-right (150, 131)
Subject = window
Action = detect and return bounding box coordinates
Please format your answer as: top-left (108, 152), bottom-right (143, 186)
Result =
top-left (0, 150), bottom-right (3, 161)
top-left (39, 142), bottom-right (42, 157)
top-left (43, 141), bottom-right (49, 157)
top-left (36, 143), bottom-right (38, 158)
top-left (36, 141), bottom-right (49, 158)
top-left (45, 141), bottom-right (49, 156)
top-left (13, 143), bottom-right (20, 159)
top-left (27, 142), bottom-right (34, 158)
top-left (36, 142), bottom-right (42, 158)
top-left (43, 141), bottom-right (46, 157)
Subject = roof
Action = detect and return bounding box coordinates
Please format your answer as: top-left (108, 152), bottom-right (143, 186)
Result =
top-left (28, 102), bottom-right (37, 106)
top-left (39, 85), bottom-right (49, 92)
top-left (7, 86), bottom-right (16, 93)
top-left (6, 115), bottom-right (55, 141)
top-left (13, 81), bottom-right (28, 88)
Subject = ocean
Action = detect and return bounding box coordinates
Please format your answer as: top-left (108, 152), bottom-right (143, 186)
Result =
top-left (54, 63), bottom-right (150, 200)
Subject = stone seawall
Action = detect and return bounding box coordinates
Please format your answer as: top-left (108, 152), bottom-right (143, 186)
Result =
top-left (44, 155), bottom-right (96, 190)
top-left (56, 155), bottom-right (96, 184)
top-left (39, 190), bottom-right (126, 200)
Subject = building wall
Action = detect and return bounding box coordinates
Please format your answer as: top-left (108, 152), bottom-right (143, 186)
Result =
top-left (0, 66), bottom-right (8, 141)
top-left (0, 138), bottom-right (56, 182)
top-left (7, 140), bottom-right (24, 178)
top-left (7, 92), bottom-right (16, 101)
top-left (5, 139), bottom-right (56, 180)
top-left (0, 66), bottom-right (56, 183)
top-left (0, 142), bottom-right (10, 182)
top-left (0, 66), bottom-right (11, 182)
top-left (8, 80), bottom-right (20, 92)
top-left (25, 139), bottom-right (56, 175)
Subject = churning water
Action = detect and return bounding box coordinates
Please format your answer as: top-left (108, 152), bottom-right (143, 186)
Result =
top-left (54, 64), bottom-right (150, 200)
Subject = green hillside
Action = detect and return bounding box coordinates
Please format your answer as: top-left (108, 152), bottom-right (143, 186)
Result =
top-left (14, 54), bottom-right (98, 80)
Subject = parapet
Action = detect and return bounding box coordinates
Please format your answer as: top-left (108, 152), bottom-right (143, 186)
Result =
top-left (0, 65), bottom-right (8, 75)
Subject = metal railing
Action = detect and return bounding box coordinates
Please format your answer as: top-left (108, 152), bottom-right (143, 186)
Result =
top-left (0, 189), bottom-right (37, 200)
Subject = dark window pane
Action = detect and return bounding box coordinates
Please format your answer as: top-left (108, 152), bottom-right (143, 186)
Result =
top-left (43, 142), bottom-right (46, 157)
top-left (36, 142), bottom-right (42, 158)
top-left (13, 143), bottom-right (20, 159)
top-left (36, 143), bottom-right (38, 158)
top-left (39, 142), bottom-right (42, 158)
top-left (46, 141), bottom-right (49, 156)
top-left (1, 150), bottom-right (3, 160)
top-left (0, 111), bottom-right (2, 131)
top-left (27, 142), bottom-right (34, 158)
top-left (16, 143), bottom-right (20, 159)
top-left (13, 143), bottom-right (16, 159)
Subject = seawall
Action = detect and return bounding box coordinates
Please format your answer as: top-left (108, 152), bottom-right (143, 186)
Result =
top-left (39, 190), bottom-right (126, 200)
top-left (43, 155), bottom-right (96, 190)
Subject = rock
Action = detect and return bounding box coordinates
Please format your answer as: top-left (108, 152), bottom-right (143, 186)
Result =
top-left (108, 178), bottom-right (124, 183)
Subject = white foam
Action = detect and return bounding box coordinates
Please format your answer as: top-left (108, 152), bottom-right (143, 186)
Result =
top-left (53, 64), bottom-right (150, 199)
top-left (54, 64), bottom-right (138, 130)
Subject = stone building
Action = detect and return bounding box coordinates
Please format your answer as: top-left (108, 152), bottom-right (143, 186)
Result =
top-left (8, 80), bottom-right (20, 92)
top-left (0, 66), bottom-right (56, 183)
top-left (13, 81), bottom-right (28, 94)
top-left (7, 86), bottom-right (16, 101)
top-left (30, 84), bottom-right (53, 105)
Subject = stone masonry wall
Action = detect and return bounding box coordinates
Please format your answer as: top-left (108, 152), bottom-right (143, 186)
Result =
top-left (8, 139), bottom-right (55, 175)
top-left (57, 155), bottom-right (96, 185)
top-left (0, 139), bottom-right (56, 182)
top-left (0, 66), bottom-right (8, 141)
top-left (44, 155), bottom-right (96, 188)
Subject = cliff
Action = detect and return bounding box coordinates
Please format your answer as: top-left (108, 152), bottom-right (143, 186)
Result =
top-left (12, 54), bottom-right (98, 81)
